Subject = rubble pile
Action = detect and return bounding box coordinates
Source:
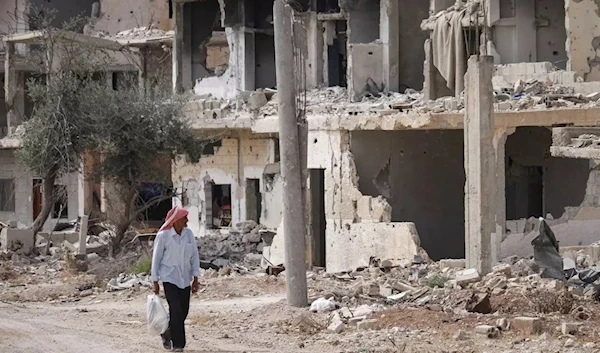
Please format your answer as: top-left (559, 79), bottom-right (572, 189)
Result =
top-left (196, 220), bottom-right (272, 269)
top-left (94, 26), bottom-right (174, 41)
top-left (568, 134), bottom-right (600, 149)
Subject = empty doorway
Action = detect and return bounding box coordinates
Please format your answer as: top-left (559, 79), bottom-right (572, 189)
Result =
top-left (310, 169), bottom-right (326, 267)
top-left (245, 179), bottom-right (262, 224)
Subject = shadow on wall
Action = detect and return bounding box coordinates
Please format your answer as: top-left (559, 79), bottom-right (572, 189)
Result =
top-left (350, 130), bottom-right (465, 261)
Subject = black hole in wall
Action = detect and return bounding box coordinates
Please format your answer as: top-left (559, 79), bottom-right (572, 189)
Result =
top-left (169, 0), bottom-right (173, 18)
top-left (212, 112), bottom-right (217, 119)
top-left (368, 52), bottom-right (373, 55)
top-left (553, 51), bottom-right (559, 56)
top-left (314, 139), bottom-right (318, 143)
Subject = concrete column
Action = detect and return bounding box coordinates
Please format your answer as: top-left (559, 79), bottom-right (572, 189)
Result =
top-left (464, 55), bottom-right (495, 275)
top-left (380, 0), bottom-right (400, 92)
top-left (4, 42), bottom-right (18, 135)
top-left (305, 11), bottom-right (323, 89)
top-left (172, 2), bottom-right (184, 93)
top-left (492, 127), bottom-right (515, 264)
top-left (78, 215), bottom-right (89, 256)
top-left (182, 6), bottom-right (193, 90)
top-left (423, 38), bottom-right (435, 101)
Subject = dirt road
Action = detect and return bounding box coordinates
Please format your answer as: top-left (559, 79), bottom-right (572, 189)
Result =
top-left (0, 295), bottom-right (288, 353)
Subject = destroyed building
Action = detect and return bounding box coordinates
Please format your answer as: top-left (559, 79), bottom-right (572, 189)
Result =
top-left (0, 0), bottom-right (174, 240)
top-left (170, 0), bottom-right (600, 273)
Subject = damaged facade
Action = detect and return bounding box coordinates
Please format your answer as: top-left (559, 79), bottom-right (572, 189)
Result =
top-left (0, 0), bottom-right (174, 242)
top-left (172, 0), bottom-right (600, 273)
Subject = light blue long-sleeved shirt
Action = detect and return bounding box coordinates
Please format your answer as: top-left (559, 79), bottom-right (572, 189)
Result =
top-left (151, 227), bottom-right (200, 289)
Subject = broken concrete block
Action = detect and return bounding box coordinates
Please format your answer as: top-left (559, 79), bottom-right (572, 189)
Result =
top-left (475, 325), bottom-right (499, 338)
top-left (391, 280), bottom-right (416, 292)
top-left (327, 313), bottom-right (345, 333)
top-left (492, 263), bottom-right (512, 276)
top-left (248, 92), bottom-right (268, 110)
top-left (356, 319), bottom-right (378, 331)
top-left (496, 318), bottom-right (510, 331)
top-left (363, 283), bottom-right (380, 296)
top-left (561, 322), bottom-right (579, 335)
top-left (455, 268), bottom-right (481, 286)
top-left (513, 317), bottom-right (542, 335)
top-left (370, 196), bottom-right (392, 222)
top-left (235, 221), bottom-right (258, 233)
top-left (564, 338), bottom-right (577, 348)
top-left (379, 284), bottom-right (393, 297)
top-left (353, 304), bottom-right (373, 317)
top-left (439, 259), bottom-right (466, 270)
top-left (348, 316), bottom-right (367, 326)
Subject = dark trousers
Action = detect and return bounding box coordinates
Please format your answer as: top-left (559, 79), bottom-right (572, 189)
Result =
top-left (162, 282), bottom-right (191, 349)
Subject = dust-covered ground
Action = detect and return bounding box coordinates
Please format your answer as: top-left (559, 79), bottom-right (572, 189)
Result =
top-left (2, 272), bottom-right (600, 353)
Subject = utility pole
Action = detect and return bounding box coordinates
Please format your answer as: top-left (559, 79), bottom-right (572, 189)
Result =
top-left (273, 0), bottom-right (308, 307)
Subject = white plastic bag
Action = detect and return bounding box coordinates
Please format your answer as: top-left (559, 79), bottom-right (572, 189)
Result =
top-left (146, 294), bottom-right (169, 335)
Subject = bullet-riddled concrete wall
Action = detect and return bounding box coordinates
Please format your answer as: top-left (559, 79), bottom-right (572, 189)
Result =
top-left (173, 134), bottom-right (282, 236)
top-left (566, 0), bottom-right (600, 81)
top-left (398, 0), bottom-right (429, 90)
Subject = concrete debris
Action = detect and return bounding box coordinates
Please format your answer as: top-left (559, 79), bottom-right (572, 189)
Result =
top-left (561, 322), bottom-right (579, 335)
top-left (327, 312), bottom-right (345, 333)
top-left (455, 268), bottom-right (481, 286)
top-left (356, 319), bottom-right (378, 331)
top-left (309, 297), bottom-right (337, 313)
top-left (513, 317), bottom-right (542, 335)
top-left (196, 221), bottom-right (274, 268)
top-left (107, 274), bottom-right (152, 292)
top-left (95, 26), bottom-right (174, 42)
top-left (475, 325), bottom-right (499, 338)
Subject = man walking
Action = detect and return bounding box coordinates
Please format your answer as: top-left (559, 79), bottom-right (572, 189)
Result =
top-left (151, 206), bottom-right (200, 352)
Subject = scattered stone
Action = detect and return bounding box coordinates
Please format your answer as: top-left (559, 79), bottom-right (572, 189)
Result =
top-left (466, 292), bottom-right (492, 314)
top-left (455, 269), bottom-right (481, 286)
top-left (564, 338), bottom-right (577, 348)
top-left (356, 319), bottom-right (378, 331)
top-left (353, 305), bottom-right (373, 317)
top-left (496, 318), bottom-right (510, 331)
top-left (492, 263), bottom-right (512, 276)
top-left (475, 325), bottom-right (499, 338)
top-left (327, 313), bottom-right (345, 333)
top-left (379, 284), bottom-right (393, 297)
top-left (348, 316), bottom-right (367, 326)
top-left (79, 289), bottom-right (93, 298)
top-left (513, 317), bottom-right (542, 335)
top-left (247, 92), bottom-right (268, 110)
